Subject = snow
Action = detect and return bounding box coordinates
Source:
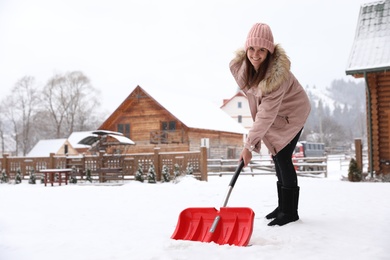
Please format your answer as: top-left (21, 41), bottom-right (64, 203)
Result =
top-left (346, 0), bottom-right (390, 73)
top-left (305, 85), bottom-right (340, 112)
top-left (141, 86), bottom-right (248, 134)
top-left (1, 157), bottom-right (389, 260)
top-left (26, 139), bottom-right (67, 157)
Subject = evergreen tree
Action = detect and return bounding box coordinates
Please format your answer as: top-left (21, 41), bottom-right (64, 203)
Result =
top-left (1, 169), bottom-right (9, 183)
top-left (135, 163), bottom-right (144, 182)
top-left (69, 166), bottom-right (77, 184)
top-left (86, 168), bottom-right (93, 183)
top-left (348, 158), bottom-right (362, 182)
top-left (174, 164), bottom-right (181, 178)
top-left (15, 168), bottom-right (22, 184)
top-left (28, 168), bottom-right (36, 184)
top-left (186, 163), bottom-right (193, 175)
top-left (161, 165), bottom-right (170, 182)
top-left (147, 163), bottom-right (156, 183)
top-left (172, 163), bottom-right (181, 183)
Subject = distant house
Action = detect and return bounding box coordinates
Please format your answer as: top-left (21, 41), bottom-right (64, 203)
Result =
top-left (346, 0), bottom-right (390, 176)
top-left (98, 85), bottom-right (247, 159)
top-left (221, 91), bottom-right (269, 156)
top-left (27, 139), bottom-right (77, 157)
top-left (221, 91), bottom-right (253, 130)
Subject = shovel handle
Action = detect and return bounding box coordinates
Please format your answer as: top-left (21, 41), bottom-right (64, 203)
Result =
top-left (229, 160), bottom-right (245, 188)
top-left (222, 160), bottom-right (245, 207)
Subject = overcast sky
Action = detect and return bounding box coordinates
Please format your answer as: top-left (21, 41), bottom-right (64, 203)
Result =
top-left (0, 0), bottom-right (373, 112)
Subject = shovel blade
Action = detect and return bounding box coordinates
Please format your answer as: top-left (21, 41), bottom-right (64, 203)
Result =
top-left (171, 207), bottom-right (254, 246)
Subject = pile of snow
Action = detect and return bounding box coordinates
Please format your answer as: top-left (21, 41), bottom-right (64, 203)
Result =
top-left (0, 157), bottom-right (389, 260)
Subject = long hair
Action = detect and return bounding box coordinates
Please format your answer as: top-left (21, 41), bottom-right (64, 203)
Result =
top-left (243, 52), bottom-right (271, 89)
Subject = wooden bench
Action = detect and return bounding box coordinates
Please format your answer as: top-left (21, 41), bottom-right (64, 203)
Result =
top-left (96, 168), bottom-right (123, 183)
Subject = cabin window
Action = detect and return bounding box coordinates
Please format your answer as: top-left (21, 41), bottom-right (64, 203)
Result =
top-left (238, 115), bottom-right (242, 123)
top-left (162, 121), bottom-right (176, 131)
top-left (238, 102), bottom-right (242, 108)
top-left (117, 123), bottom-right (131, 138)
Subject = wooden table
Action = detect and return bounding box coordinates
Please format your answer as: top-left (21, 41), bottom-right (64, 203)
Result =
top-left (40, 169), bottom-right (73, 186)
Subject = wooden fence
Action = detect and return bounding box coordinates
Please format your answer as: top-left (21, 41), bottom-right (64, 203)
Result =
top-left (1, 147), bottom-right (329, 183)
top-left (208, 156), bottom-right (328, 177)
top-left (0, 147), bottom-right (208, 182)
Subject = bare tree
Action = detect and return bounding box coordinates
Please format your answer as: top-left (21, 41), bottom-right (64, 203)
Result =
top-left (2, 76), bottom-right (41, 155)
top-left (42, 73), bottom-right (71, 138)
top-left (63, 71), bottom-right (100, 133)
top-left (0, 105), bottom-right (5, 154)
top-left (42, 71), bottom-right (101, 138)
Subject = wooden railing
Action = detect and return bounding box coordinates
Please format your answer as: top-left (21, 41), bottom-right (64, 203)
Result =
top-left (1, 149), bottom-right (328, 183)
top-left (149, 130), bottom-right (185, 144)
top-left (0, 147), bottom-right (208, 182)
top-left (207, 157), bottom-right (328, 177)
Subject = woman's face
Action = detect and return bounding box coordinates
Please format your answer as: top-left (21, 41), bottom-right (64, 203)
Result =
top-left (247, 46), bottom-right (268, 71)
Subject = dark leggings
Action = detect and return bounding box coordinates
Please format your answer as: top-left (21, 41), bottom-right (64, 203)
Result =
top-left (272, 129), bottom-right (302, 188)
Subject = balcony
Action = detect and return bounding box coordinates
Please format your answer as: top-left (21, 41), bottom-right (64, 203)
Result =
top-left (150, 130), bottom-right (184, 144)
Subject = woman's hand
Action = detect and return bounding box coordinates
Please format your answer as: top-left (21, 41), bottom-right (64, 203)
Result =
top-left (239, 148), bottom-right (252, 167)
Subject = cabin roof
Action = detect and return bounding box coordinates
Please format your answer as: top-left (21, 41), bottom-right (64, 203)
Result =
top-left (27, 138), bottom-right (68, 157)
top-left (346, 0), bottom-right (390, 75)
top-left (143, 86), bottom-right (247, 134)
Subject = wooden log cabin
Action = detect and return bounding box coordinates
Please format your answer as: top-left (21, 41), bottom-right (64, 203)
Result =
top-left (98, 85), bottom-right (247, 159)
top-left (346, 0), bottom-right (390, 177)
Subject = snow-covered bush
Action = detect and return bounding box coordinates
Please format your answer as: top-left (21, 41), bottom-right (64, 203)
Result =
top-left (135, 163), bottom-right (144, 182)
top-left (161, 165), bottom-right (170, 182)
top-left (69, 166), bottom-right (78, 184)
top-left (1, 169), bottom-right (8, 183)
top-left (147, 164), bottom-right (156, 183)
top-left (28, 169), bottom-right (36, 184)
top-left (15, 168), bottom-right (22, 184)
top-left (86, 168), bottom-right (93, 183)
top-left (186, 163), bottom-right (193, 175)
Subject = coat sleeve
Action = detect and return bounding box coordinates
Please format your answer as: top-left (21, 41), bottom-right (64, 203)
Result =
top-left (229, 56), bottom-right (248, 89)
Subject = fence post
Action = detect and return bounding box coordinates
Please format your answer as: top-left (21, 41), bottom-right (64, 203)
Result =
top-left (200, 146), bottom-right (208, 181)
top-left (2, 153), bottom-right (9, 174)
top-left (154, 147), bottom-right (161, 181)
top-left (49, 153), bottom-right (55, 168)
top-left (355, 139), bottom-right (363, 173)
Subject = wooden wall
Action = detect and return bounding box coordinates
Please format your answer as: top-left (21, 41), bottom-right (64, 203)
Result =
top-left (99, 86), bottom-right (244, 159)
top-left (367, 72), bottom-right (390, 175)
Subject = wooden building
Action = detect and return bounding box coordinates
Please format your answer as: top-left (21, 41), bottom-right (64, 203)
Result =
top-left (346, 0), bottom-right (390, 176)
top-left (98, 85), bottom-right (247, 159)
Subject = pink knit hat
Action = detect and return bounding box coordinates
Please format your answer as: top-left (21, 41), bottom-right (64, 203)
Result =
top-left (245, 23), bottom-right (275, 54)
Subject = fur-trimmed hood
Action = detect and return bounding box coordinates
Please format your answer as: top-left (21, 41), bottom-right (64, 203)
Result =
top-left (232, 44), bottom-right (291, 94)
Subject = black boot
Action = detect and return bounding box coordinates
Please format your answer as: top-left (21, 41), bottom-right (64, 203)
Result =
top-left (268, 186), bottom-right (299, 226)
top-left (265, 181), bottom-right (282, 219)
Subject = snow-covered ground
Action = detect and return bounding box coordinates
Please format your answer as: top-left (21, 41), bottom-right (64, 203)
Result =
top-left (0, 156), bottom-right (389, 260)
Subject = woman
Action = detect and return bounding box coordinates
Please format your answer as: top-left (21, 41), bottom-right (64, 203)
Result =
top-left (229, 23), bottom-right (311, 226)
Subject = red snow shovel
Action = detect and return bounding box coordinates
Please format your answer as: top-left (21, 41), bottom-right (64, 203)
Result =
top-left (171, 160), bottom-right (254, 246)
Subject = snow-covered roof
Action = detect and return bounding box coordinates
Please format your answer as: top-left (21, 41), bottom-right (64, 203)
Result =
top-left (346, 0), bottom-right (390, 74)
top-left (142, 86), bottom-right (247, 134)
top-left (68, 131), bottom-right (94, 149)
top-left (27, 139), bottom-right (67, 157)
top-left (77, 131), bottom-right (135, 146)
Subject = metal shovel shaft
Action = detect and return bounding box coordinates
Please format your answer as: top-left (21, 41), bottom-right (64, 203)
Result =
top-left (222, 160), bottom-right (244, 207)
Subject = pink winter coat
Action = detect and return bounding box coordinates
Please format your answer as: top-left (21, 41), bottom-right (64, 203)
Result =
top-left (229, 44), bottom-right (311, 155)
